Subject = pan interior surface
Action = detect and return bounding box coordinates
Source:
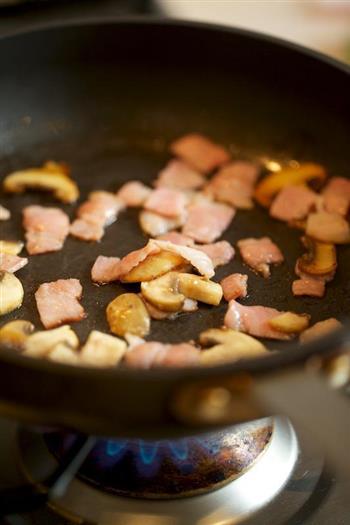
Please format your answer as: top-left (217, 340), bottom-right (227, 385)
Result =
top-left (0, 21), bottom-right (349, 354)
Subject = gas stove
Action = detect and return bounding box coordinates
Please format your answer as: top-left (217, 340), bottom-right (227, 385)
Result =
top-left (0, 415), bottom-right (348, 525)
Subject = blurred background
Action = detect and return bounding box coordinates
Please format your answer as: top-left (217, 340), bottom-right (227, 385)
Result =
top-left (0, 0), bottom-right (349, 63)
top-left (160, 0), bottom-right (350, 63)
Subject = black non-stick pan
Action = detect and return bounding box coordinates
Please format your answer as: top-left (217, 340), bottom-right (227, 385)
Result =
top-left (0, 19), bottom-right (349, 465)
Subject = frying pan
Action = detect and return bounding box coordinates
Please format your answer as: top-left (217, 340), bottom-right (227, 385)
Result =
top-left (0, 19), bottom-right (349, 465)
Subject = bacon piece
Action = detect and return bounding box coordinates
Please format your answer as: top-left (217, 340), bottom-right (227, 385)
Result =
top-left (237, 237), bottom-right (284, 277)
top-left (23, 205), bottom-right (69, 255)
top-left (205, 161), bottom-right (260, 209)
top-left (91, 255), bottom-right (121, 284)
top-left (195, 241), bottom-right (234, 268)
top-left (78, 191), bottom-right (124, 225)
top-left (224, 300), bottom-right (291, 340)
top-left (0, 253), bottom-right (28, 273)
top-left (182, 201), bottom-right (235, 243)
top-left (151, 239), bottom-right (214, 278)
top-left (124, 341), bottom-right (200, 368)
top-left (117, 180), bottom-right (152, 207)
top-left (139, 210), bottom-right (184, 237)
top-left (70, 191), bottom-right (124, 242)
top-left (70, 219), bottom-right (104, 241)
top-left (292, 278), bottom-right (325, 298)
top-left (156, 231), bottom-right (194, 246)
top-left (270, 185), bottom-right (317, 222)
top-left (155, 160), bottom-right (205, 190)
top-left (170, 133), bottom-right (230, 174)
top-left (322, 177), bottom-right (350, 216)
top-left (306, 211), bottom-right (350, 244)
top-left (189, 192), bottom-right (215, 206)
top-left (154, 343), bottom-right (200, 367)
top-left (300, 318), bottom-right (342, 343)
top-left (144, 188), bottom-right (188, 219)
top-left (124, 342), bottom-right (164, 369)
top-left (35, 278), bottom-right (86, 329)
top-left (97, 239), bottom-right (214, 282)
top-left (156, 235), bottom-right (234, 268)
top-left (221, 273), bottom-right (248, 301)
top-left (0, 205), bottom-right (10, 220)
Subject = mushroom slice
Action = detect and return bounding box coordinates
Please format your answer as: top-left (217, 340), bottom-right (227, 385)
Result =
top-left (306, 212), bottom-right (350, 244)
top-left (0, 205), bottom-right (10, 221)
top-left (177, 273), bottom-right (223, 306)
top-left (141, 272), bottom-right (185, 312)
top-left (269, 312), bottom-right (310, 334)
top-left (24, 325), bottom-right (79, 358)
top-left (121, 251), bottom-right (185, 283)
top-left (3, 161), bottom-right (79, 203)
top-left (298, 237), bottom-right (337, 276)
top-left (300, 318), bottom-right (342, 343)
top-left (49, 343), bottom-right (80, 365)
top-left (254, 163), bottom-right (326, 208)
top-left (0, 271), bottom-right (24, 315)
top-left (106, 293), bottom-right (150, 337)
top-left (0, 320), bottom-right (34, 350)
top-left (199, 328), bottom-right (267, 365)
top-left (0, 240), bottom-right (24, 255)
top-left (80, 330), bottom-right (127, 367)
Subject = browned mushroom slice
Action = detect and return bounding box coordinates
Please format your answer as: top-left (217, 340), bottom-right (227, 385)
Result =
top-left (0, 205), bottom-right (10, 221)
top-left (0, 271), bottom-right (24, 315)
top-left (141, 272), bottom-right (185, 312)
top-left (199, 328), bottom-right (267, 365)
top-left (306, 212), bottom-right (350, 244)
top-left (106, 293), bottom-right (150, 337)
top-left (254, 163), bottom-right (326, 208)
top-left (121, 251), bottom-right (185, 283)
top-left (24, 325), bottom-right (79, 358)
top-left (49, 343), bottom-right (81, 365)
top-left (80, 330), bottom-right (127, 367)
top-left (298, 237), bottom-right (337, 276)
top-left (3, 161), bottom-right (79, 203)
top-left (0, 240), bottom-right (24, 255)
top-left (269, 312), bottom-right (310, 334)
top-left (0, 320), bottom-right (34, 350)
top-left (177, 273), bottom-right (223, 306)
top-left (299, 318), bottom-right (342, 344)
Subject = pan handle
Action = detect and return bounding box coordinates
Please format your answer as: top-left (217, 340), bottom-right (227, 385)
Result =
top-left (254, 362), bottom-right (350, 479)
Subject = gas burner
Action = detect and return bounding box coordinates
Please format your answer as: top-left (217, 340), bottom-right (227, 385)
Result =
top-left (15, 416), bottom-right (322, 525)
top-left (43, 422), bottom-right (272, 498)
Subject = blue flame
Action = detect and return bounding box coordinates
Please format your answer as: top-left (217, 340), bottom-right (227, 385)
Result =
top-left (139, 440), bottom-right (160, 465)
top-left (168, 439), bottom-right (189, 461)
top-left (103, 434), bottom-right (223, 474)
top-left (106, 439), bottom-right (127, 457)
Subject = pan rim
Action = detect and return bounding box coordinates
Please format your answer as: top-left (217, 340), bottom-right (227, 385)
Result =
top-left (0, 15), bottom-right (349, 76)
top-left (0, 17), bottom-right (349, 381)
